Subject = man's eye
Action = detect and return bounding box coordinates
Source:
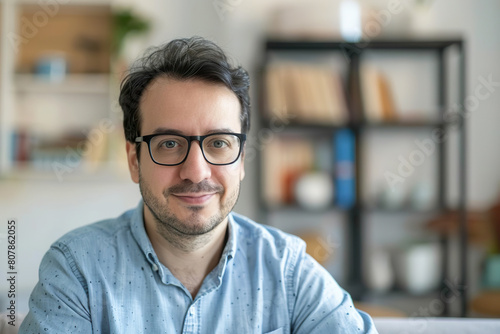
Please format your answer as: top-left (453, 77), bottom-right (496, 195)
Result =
top-left (207, 139), bottom-right (231, 149)
top-left (160, 140), bottom-right (178, 148)
top-left (212, 140), bottom-right (227, 148)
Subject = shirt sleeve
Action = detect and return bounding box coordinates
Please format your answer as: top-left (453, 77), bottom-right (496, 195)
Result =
top-left (288, 241), bottom-right (378, 334)
top-left (19, 243), bottom-right (92, 334)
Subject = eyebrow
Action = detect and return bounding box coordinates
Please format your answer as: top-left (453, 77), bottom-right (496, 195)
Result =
top-left (150, 127), bottom-right (238, 135)
top-left (151, 128), bottom-right (183, 135)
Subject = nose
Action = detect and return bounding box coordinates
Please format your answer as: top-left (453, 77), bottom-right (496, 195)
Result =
top-left (179, 141), bottom-right (212, 183)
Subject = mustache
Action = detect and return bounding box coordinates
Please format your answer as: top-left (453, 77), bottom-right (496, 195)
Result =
top-left (165, 180), bottom-right (224, 195)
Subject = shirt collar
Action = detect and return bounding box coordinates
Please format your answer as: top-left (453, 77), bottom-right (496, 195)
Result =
top-left (130, 201), bottom-right (162, 273)
top-left (222, 213), bottom-right (238, 261)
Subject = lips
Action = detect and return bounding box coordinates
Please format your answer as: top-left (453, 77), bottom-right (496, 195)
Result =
top-left (171, 193), bottom-right (215, 205)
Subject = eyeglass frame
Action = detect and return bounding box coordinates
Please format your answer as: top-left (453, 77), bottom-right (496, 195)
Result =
top-left (134, 132), bottom-right (247, 166)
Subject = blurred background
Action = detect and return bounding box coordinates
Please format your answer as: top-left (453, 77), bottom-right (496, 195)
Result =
top-left (1, 0), bottom-right (500, 320)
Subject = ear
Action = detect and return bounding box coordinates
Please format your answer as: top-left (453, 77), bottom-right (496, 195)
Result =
top-left (126, 141), bottom-right (140, 184)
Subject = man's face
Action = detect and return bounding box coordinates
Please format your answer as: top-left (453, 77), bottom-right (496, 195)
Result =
top-left (126, 77), bottom-right (245, 238)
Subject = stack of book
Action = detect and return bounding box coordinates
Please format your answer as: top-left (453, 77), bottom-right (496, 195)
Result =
top-left (264, 62), bottom-right (349, 125)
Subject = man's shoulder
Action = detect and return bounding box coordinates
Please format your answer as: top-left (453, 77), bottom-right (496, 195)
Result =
top-left (53, 207), bottom-right (135, 250)
top-left (230, 212), bottom-right (306, 254)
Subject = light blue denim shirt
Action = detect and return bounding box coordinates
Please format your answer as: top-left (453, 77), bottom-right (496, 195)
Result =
top-left (20, 202), bottom-right (378, 333)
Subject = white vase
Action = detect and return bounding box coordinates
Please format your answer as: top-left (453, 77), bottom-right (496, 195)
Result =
top-left (395, 242), bottom-right (442, 294)
top-left (364, 248), bottom-right (395, 293)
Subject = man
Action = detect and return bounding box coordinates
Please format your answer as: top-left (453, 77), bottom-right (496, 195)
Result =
top-left (20, 37), bottom-right (377, 333)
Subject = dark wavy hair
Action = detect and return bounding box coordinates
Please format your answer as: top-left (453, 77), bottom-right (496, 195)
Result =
top-left (119, 36), bottom-right (250, 156)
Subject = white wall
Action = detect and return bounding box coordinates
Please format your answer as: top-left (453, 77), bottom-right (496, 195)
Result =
top-left (0, 177), bottom-right (141, 313)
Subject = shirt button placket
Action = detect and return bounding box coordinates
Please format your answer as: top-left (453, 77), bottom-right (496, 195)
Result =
top-left (182, 303), bottom-right (198, 334)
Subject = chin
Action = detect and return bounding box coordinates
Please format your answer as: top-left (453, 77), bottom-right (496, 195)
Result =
top-left (170, 206), bottom-right (225, 234)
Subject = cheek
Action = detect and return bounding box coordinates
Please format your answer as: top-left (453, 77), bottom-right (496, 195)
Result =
top-left (218, 163), bottom-right (244, 188)
top-left (141, 162), bottom-right (179, 195)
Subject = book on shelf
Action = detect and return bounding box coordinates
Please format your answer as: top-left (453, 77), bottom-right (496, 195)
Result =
top-left (262, 137), bottom-right (315, 207)
top-left (334, 129), bottom-right (355, 209)
top-left (265, 65), bottom-right (288, 121)
top-left (21, 133), bottom-right (87, 171)
top-left (9, 129), bottom-right (109, 172)
top-left (10, 130), bottom-right (31, 163)
top-left (264, 62), bottom-right (349, 125)
top-left (360, 64), bottom-right (397, 123)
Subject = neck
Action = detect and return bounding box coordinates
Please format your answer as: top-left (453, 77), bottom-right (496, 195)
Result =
top-left (143, 206), bottom-right (228, 297)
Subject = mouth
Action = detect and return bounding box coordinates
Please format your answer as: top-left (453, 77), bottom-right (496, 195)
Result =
top-left (171, 193), bottom-right (216, 205)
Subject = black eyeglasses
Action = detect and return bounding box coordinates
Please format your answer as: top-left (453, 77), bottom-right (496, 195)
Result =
top-left (135, 132), bottom-right (246, 166)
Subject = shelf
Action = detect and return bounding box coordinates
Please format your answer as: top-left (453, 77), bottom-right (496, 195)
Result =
top-left (260, 119), bottom-right (340, 132)
top-left (361, 289), bottom-right (445, 316)
top-left (265, 38), bottom-right (463, 52)
top-left (261, 118), bottom-right (448, 130)
top-left (262, 203), bottom-right (448, 215)
top-left (361, 206), bottom-right (447, 215)
top-left (259, 37), bottom-right (467, 314)
top-left (262, 204), bottom-right (345, 214)
top-left (359, 119), bottom-right (446, 128)
top-left (0, 0), bottom-right (118, 180)
top-left (14, 74), bottom-right (111, 95)
top-left (1, 161), bottom-right (129, 183)
top-left (15, 0), bottom-right (113, 4)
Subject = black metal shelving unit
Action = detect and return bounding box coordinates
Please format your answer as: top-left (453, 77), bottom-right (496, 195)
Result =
top-left (257, 38), bottom-right (467, 316)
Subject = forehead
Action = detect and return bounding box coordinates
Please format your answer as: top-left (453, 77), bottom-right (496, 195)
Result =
top-left (139, 77), bottom-right (241, 135)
